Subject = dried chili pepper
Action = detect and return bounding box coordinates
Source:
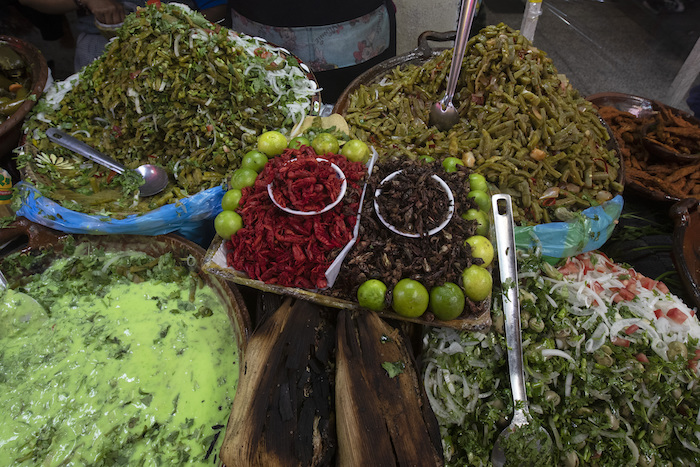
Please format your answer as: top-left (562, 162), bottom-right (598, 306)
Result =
top-left (272, 156), bottom-right (343, 212)
top-left (226, 146), bottom-right (367, 289)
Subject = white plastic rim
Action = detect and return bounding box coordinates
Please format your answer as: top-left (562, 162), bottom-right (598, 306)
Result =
top-left (267, 157), bottom-right (347, 216)
top-left (373, 170), bottom-right (455, 238)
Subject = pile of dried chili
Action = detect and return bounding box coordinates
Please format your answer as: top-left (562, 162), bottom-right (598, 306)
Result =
top-left (271, 157), bottom-right (343, 212)
top-left (226, 146), bottom-right (367, 289)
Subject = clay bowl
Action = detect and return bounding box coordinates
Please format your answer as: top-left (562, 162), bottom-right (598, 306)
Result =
top-left (670, 199), bottom-right (700, 311)
top-left (0, 36), bottom-right (48, 160)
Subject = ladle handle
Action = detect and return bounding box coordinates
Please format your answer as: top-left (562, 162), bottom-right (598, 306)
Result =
top-left (46, 128), bottom-right (126, 174)
top-left (492, 194), bottom-right (529, 424)
top-left (442, 0), bottom-right (478, 106)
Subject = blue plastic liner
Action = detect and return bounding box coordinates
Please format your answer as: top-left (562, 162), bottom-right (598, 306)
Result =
top-left (15, 181), bottom-right (225, 244)
top-left (514, 195), bottom-right (624, 258)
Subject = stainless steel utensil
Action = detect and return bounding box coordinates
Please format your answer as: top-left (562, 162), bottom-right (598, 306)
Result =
top-left (428, 0), bottom-right (479, 131)
top-left (46, 128), bottom-right (169, 197)
top-left (490, 193), bottom-right (552, 466)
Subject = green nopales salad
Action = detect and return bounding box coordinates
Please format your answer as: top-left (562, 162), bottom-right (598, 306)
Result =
top-left (19, 3), bottom-right (317, 214)
top-left (423, 251), bottom-right (700, 466)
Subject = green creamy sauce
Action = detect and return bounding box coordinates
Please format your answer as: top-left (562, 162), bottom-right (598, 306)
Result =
top-left (0, 255), bottom-right (240, 465)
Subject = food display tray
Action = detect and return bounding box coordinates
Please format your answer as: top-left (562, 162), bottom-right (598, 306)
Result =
top-left (202, 236), bottom-right (492, 331)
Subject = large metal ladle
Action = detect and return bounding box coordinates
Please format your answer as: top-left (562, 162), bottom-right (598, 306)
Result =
top-left (490, 194), bottom-right (552, 466)
top-left (428, 0), bottom-right (479, 131)
top-left (46, 128), bottom-right (169, 197)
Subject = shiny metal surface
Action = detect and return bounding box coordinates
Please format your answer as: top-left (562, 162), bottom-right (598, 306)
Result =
top-left (46, 128), bottom-right (169, 197)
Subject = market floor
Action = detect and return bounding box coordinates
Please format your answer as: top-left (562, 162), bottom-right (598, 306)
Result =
top-left (2, 0), bottom-right (699, 110)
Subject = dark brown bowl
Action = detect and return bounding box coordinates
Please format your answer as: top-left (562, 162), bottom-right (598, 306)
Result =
top-left (670, 199), bottom-right (700, 311)
top-left (0, 36), bottom-right (48, 160)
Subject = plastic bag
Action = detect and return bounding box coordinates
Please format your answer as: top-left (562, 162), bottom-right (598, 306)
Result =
top-left (514, 195), bottom-right (624, 258)
top-left (14, 181), bottom-right (225, 245)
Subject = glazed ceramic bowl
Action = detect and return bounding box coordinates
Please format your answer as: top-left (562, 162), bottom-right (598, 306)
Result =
top-left (670, 198), bottom-right (700, 311)
top-left (0, 36), bottom-right (48, 160)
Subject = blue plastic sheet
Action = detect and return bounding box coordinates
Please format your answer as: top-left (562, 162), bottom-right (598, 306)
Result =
top-left (15, 181), bottom-right (225, 244)
top-left (514, 195), bottom-right (624, 258)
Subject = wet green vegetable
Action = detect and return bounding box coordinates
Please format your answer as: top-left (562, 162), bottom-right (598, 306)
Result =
top-left (422, 252), bottom-right (700, 466)
top-left (19, 3), bottom-right (317, 216)
top-left (344, 23), bottom-right (621, 225)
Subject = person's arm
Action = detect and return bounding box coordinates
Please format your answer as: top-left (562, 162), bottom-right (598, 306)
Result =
top-left (18, 0), bottom-right (125, 24)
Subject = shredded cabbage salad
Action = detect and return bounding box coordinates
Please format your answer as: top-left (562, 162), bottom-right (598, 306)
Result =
top-left (423, 251), bottom-right (700, 466)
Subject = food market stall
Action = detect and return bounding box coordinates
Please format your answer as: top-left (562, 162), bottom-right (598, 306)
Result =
top-left (1, 1), bottom-right (699, 465)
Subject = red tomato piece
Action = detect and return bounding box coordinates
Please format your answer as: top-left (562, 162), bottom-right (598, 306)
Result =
top-left (667, 307), bottom-right (688, 324)
top-left (636, 353), bottom-right (649, 363)
top-left (612, 337), bottom-right (630, 347)
top-left (625, 324), bottom-right (640, 335)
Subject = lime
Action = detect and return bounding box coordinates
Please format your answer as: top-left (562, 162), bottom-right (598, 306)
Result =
top-left (418, 155), bottom-right (435, 164)
top-left (214, 210), bottom-right (243, 239)
top-left (461, 208), bottom-right (489, 237)
top-left (442, 156), bottom-right (464, 173)
top-left (467, 189), bottom-right (491, 212)
top-left (461, 265), bottom-right (493, 302)
top-left (465, 235), bottom-right (494, 268)
top-left (341, 139), bottom-right (370, 163)
top-left (221, 189), bottom-right (242, 211)
top-left (289, 136), bottom-right (311, 150)
top-left (230, 168), bottom-right (258, 190)
top-left (429, 282), bottom-right (465, 320)
top-left (469, 173), bottom-right (488, 192)
top-left (357, 279), bottom-right (387, 311)
top-left (312, 133), bottom-right (340, 155)
top-left (257, 130), bottom-right (288, 156)
top-left (241, 150), bottom-right (268, 173)
top-left (391, 278), bottom-right (429, 318)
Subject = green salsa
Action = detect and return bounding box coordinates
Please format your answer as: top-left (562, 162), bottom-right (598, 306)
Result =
top-left (0, 249), bottom-right (241, 465)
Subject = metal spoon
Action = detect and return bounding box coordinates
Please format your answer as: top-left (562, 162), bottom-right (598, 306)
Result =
top-left (46, 128), bottom-right (169, 197)
top-left (490, 194), bottom-right (552, 466)
top-left (428, 0), bottom-right (479, 131)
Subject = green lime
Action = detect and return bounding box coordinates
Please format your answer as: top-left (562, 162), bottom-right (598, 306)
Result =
top-left (214, 210), bottom-right (243, 239)
top-left (442, 156), bottom-right (465, 173)
top-left (461, 265), bottom-right (493, 302)
top-left (429, 282), bottom-right (465, 320)
top-left (221, 189), bottom-right (242, 211)
top-left (460, 208), bottom-right (489, 237)
top-left (357, 279), bottom-right (387, 311)
top-left (467, 189), bottom-right (491, 212)
top-left (289, 136), bottom-right (311, 150)
top-left (391, 278), bottom-right (429, 318)
top-left (312, 133), bottom-right (340, 155)
top-left (418, 155), bottom-right (435, 164)
top-left (241, 150), bottom-right (268, 172)
top-left (469, 173), bottom-right (488, 192)
top-left (257, 130), bottom-right (288, 156)
top-left (230, 168), bottom-right (258, 190)
top-left (341, 139), bottom-right (370, 163)
top-left (465, 235), bottom-right (494, 268)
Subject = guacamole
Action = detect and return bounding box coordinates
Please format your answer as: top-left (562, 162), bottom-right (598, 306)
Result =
top-left (0, 248), bottom-right (241, 465)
